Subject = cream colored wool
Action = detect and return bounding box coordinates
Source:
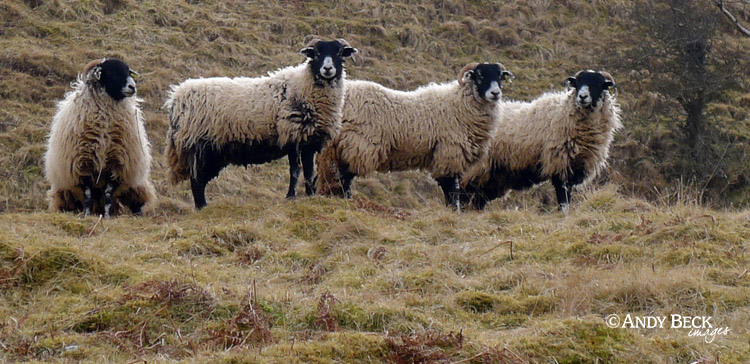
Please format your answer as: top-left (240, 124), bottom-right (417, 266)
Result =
top-left (45, 75), bottom-right (156, 213)
top-left (317, 77), bottom-right (498, 192)
top-left (462, 89), bottom-right (622, 192)
top-left (164, 62), bottom-right (344, 184)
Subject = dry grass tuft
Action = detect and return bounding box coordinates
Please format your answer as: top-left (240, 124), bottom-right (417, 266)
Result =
top-left (313, 291), bottom-right (339, 332)
top-left (0, 0), bottom-right (748, 362)
top-left (208, 283), bottom-right (275, 349)
top-left (122, 280), bottom-right (214, 311)
top-left (385, 329), bottom-right (463, 363)
top-left (353, 195), bottom-right (411, 221)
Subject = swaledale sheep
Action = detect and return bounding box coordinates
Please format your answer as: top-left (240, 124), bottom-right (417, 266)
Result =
top-left (45, 58), bottom-right (156, 217)
top-left (461, 70), bottom-right (622, 211)
top-left (316, 62), bottom-right (513, 208)
top-left (164, 39), bottom-right (357, 209)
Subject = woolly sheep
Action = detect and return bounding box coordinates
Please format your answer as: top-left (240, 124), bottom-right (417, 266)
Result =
top-left (316, 62), bottom-right (513, 208)
top-left (461, 70), bottom-right (623, 211)
top-left (45, 58), bottom-right (156, 217)
top-left (164, 39), bottom-right (357, 209)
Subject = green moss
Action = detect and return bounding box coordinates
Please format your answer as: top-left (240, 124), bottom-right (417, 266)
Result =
top-left (72, 305), bottom-right (133, 333)
top-left (521, 294), bottom-right (557, 315)
top-left (20, 247), bottom-right (93, 286)
top-left (513, 318), bottom-right (635, 363)
top-left (312, 302), bottom-right (429, 332)
top-left (456, 290), bottom-right (499, 313)
top-left (289, 220), bottom-right (328, 241)
top-left (50, 216), bottom-right (88, 236)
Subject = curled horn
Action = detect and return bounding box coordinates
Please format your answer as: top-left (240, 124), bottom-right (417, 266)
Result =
top-left (336, 38), bottom-right (352, 48)
top-left (304, 38), bottom-right (322, 48)
top-left (300, 38), bottom-right (322, 58)
top-left (599, 71), bottom-right (615, 84)
top-left (497, 62), bottom-right (514, 82)
top-left (457, 62), bottom-right (479, 86)
top-left (83, 58), bottom-right (106, 82)
top-left (600, 71), bottom-right (617, 95)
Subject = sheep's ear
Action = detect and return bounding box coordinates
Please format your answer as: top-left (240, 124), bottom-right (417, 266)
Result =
top-left (341, 46), bottom-right (358, 58)
top-left (300, 47), bottom-right (316, 59)
top-left (564, 77), bottom-right (576, 88)
top-left (502, 71), bottom-right (514, 83)
top-left (604, 80), bottom-right (616, 94)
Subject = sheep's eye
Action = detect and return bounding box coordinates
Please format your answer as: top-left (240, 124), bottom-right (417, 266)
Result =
top-left (129, 70), bottom-right (139, 79)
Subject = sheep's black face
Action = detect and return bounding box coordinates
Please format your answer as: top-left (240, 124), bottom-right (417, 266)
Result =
top-left (565, 71), bottom-right (615, 109)
top-left (463, 63), bottom-right (513, 102)
top-left (93, 59), bottom-right (138, 101)
top-left (301, 40), bottom-right (357, 82)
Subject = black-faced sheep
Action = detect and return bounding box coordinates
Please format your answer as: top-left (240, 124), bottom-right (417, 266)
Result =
top-left (45, 58), bottom-right (157, 217)
top-left (164, 39), bottom-right (357, 209)
top-left (316, 63), bottom-right (513, 208)
top-left (461, 70), bottom-right (623, 211)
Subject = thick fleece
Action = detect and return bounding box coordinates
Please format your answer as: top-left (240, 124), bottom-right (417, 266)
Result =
top-left (317, 78), bottom-right (499, 196)
top-left (462, 89), bottom-right (622, 208)
top-left (164, 62), bottom-right (343, 185)
top-left (45, 74), bottom-right (156, 215)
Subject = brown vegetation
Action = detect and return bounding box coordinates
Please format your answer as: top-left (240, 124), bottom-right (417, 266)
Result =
top-left (0, 0), bottom-right (748, 363)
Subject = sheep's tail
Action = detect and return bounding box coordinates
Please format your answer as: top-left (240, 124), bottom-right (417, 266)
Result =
top-left (164, 89), bottom-right (191, 185)
top-left (316, 140), bottom-right (345, 196)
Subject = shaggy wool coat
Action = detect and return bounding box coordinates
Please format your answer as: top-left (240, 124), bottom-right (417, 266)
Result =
top-left (462, 90), bottom-right (622, 195)
top-left (45, 77), bottom-right (156, 213)
top-left (164, 62), bottom-right (344, 184)
top-left (317, 79), bottom-right (498, 193)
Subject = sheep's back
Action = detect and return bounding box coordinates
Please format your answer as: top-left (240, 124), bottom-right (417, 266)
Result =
top-left (167, 77), bottom-right (283, 149)
top-left (341, 81), bottom-right (475, 175)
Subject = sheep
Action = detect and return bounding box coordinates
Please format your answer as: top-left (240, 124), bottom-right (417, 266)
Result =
top-left (164, 38), bottom-right (357, 209)
top-left (45, 58), bottom-right (157, 217)
top-left (461, 70), bottom-right (623, 211)
top-left (316, 62), bottom-right (513, 208)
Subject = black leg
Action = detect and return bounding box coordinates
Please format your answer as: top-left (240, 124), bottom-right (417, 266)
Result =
top-left (451, 176), bottom-right (460, 211)
top-left (340, 165), bottom-right (356, 199)
top-left (191, 177), bottom-right (207, 210)
top-left (301, 145), bottom-right (317, 196)
top-left (552, 176), bottom-right (570, 211)
top-left (472, 195), bottom-right (488, 210)
top-left (286, 145), bottom-right (301, 199)
top-left (129, 200), bottom-right (143, 215)
top-left (436, 176), bottom-right (460, 210)
top-left (104, 179), bottom-right (119, 218)
top-left (82, 176), bottom-right (94, 218)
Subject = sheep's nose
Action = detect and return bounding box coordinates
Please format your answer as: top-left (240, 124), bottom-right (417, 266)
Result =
top-left (128, 85), bottom-right (135, 91)
top-left (323, 66), bottom-right (333, 72)
top-left (491, 90), bottom-right (500, 96)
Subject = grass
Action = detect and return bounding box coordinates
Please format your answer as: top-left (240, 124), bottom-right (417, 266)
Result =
top-left (1, 187), bottom-right (748, 362)
top-left (0, 0), bottom-right (749, 362)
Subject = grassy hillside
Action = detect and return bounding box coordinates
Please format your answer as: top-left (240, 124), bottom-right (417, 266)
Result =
top-left (0, 0), bottom-right (749, 363)
top-left (1, 190), bottom-right (749, 363)
top-left (0, 0), bottom-right (637, 212)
